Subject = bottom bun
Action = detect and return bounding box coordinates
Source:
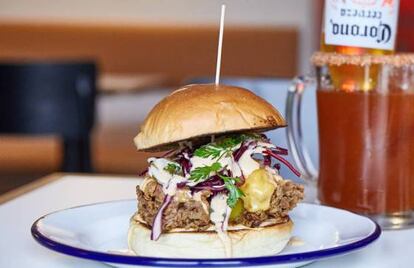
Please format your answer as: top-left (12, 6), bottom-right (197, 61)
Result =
top-left (128, 217), bottom-right (293, 258)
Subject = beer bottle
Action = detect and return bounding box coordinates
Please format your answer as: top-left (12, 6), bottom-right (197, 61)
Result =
top-left (321, 0), bottom-right (400, 91)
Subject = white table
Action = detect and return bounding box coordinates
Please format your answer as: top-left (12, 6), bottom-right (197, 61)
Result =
top-left (0, 174), bottom-right (412, 267)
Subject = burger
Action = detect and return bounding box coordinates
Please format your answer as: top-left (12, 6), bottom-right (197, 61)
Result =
top-left (128, 84), bottom-right (304, 258)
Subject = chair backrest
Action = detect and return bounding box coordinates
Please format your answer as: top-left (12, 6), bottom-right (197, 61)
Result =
top-left (0, 62), bottom-right (96, 139)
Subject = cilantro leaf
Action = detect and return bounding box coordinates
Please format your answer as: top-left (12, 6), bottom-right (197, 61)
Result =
top-left (190, 162), bottom-right (222, 182)
top-left (219, 175), bottom-right (245, 208)
top-left (215, 136), bottom-right (242, 149)
top-left (215, 134), bottom-right (260, 151)
top-left (194, 136), bottom-right (243, 160)
top-left (164, 162), bottom-right (181, 175)
top-left (194, 145), bottom-right (222, 159)
top-left (194, 134), bottom-right (260, 160)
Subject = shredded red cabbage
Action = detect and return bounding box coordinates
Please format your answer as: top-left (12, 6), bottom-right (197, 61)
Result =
top-left (275, 146), bottom-right (288, 152)
top-left (233, 140), bottom-right (257, 161)
top-left (272, 146), bottom-right (289, 155)
top-left (173, 147), bottom-right (193, 176)
top-left (151, 195), bottom-right (172, 241)
top-left (178, 153), bottom-right (192, 176)
top-left (265, 149), bottom-right (301, 177)
top-left (192, 175), bottom-right (226, 192)
top-left (233, 141), bottom-right (248, 161)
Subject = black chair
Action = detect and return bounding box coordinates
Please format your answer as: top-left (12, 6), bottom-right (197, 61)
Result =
top-left (0, 62), bottom-right (97, 172)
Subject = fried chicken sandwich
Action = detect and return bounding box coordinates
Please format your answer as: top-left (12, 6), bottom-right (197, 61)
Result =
top-left (128, 84), bottom-right (304, 258)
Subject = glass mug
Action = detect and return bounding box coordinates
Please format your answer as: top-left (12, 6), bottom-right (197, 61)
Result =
top-left (286, 52), bottom-right (414, 229)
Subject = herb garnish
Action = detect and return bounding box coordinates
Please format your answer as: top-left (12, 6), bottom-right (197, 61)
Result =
top-left (193, 145), bottom-right (222, 159)
top-left (189, 161), bottom-right (245, 207)
top-left (190, 162), bottom-right (222, 182)
top-left (219, 174), bottom-right (245, 208)
top-left (164, 162), bottom-right (181, 175)
top-left (194, 134), bottom-right (257, 160)
top-left (189, 134), bottom-right (259, 207)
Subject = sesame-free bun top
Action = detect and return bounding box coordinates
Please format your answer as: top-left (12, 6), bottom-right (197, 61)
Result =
top-left (134, 84), bottom-right (286, 151)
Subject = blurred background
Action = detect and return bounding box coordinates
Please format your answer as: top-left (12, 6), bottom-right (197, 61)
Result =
top-left (0, 0), bottom-right (412, 194)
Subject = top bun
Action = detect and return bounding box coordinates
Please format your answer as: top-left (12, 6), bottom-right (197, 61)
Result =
top-left (134, 84), bottom-right (286, 151)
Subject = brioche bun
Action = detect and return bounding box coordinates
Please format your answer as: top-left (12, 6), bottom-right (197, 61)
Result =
top-left (128, 216), bottom-right (293, 258)
top-left (134, 84), bottom-right (286, 151)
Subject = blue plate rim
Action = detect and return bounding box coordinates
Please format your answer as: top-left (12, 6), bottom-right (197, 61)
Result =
top-left (31, 199), bottom-right (381, 267)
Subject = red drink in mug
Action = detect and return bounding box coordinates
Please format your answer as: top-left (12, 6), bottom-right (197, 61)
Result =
top-left (286, 52), bottom-right (414, 229)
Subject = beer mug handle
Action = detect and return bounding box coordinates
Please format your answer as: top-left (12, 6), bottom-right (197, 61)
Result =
top-left (286, 76), bottom-right (319, 185)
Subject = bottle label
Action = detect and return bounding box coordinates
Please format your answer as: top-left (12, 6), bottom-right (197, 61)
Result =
top-left (324, 0), bottom-right (399, 50)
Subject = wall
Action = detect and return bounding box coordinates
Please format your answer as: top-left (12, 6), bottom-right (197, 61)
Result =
top-left (0, 0), bottom-right (318, 73)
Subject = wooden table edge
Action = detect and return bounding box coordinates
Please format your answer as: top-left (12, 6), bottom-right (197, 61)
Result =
top-left (0, 172), bottom-right (138, 205)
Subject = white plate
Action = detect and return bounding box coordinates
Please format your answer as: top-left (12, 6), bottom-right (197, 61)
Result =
top-left (31, 200), bottom-right (380, 267)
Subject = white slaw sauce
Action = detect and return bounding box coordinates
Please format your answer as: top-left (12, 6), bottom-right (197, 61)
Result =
top-left (147, 158), bottom-right (186, 196)
top-left (238, 141), bottom-right (275, 177)
top-left (210, 193), bottom-right (232, 257)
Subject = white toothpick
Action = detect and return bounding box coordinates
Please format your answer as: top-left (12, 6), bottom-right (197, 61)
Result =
top-left (215, 4), bottom-right (226, 85)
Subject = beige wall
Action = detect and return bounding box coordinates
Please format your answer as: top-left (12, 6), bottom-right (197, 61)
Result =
top-left (0, 0), bottom-right (318, 72)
